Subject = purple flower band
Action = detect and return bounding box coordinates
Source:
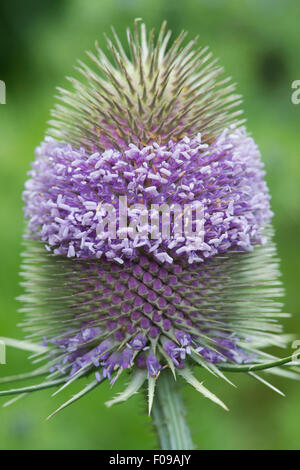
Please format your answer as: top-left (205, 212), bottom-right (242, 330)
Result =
top-left (23, 126), bottom-right (272, 265)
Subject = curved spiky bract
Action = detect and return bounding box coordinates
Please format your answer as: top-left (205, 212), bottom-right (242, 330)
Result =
top-left (20, 231), bottom-right (284, 358)
top-left (9, 229), bottom-right (290, 414)
top-left (49, 20), bottom-right (243, 152)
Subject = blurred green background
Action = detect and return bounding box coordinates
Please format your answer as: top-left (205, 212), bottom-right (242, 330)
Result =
top-left (0, 0), bottom-right (299, 450)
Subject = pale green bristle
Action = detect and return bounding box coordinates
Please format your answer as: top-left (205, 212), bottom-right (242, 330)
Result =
top-left (48, 19), bottom-right (244, 152)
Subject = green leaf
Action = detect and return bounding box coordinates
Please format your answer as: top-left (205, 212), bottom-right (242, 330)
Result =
top-left (0, 378), bottom-right (66, 397)
top-left (0, 336), bottom-right (47, 353)
top-left (2, 393), bottom-right (27, 408)
top-left (178, 367), bottom-right (228, 411)
top-left (264, 366), bottom-right (300, 380)
top-left (47, 379), bottom-right (100, 420)
top-left (147, 375), bottom-right (156, 416)
top-left (105, 369), bottom-right (147, 408)
top-left (248, 371), bottom-right (285, 396)
top-left (191, 350), bottom-right (236, 387)
top-left (0, 368), bottom-right (48, 385)
top-left (157, 345), bottom-right (177, 379)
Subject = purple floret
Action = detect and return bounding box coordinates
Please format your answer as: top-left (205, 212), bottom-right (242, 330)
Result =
top-left (23, 126), bottom-right (272, 265)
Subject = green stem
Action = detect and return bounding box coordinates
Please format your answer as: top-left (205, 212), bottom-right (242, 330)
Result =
top-left (151, 370), bottom-right (194, 450)
top-left (218, 352), bottom-right (300, 372)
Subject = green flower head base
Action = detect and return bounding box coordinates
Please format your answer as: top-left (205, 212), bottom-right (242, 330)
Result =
top-left (1, 21), bottom-right (299, 424)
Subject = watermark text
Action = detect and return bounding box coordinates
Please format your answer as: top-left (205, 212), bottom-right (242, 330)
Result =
top-left (291, 80), bottom-right (300, 104)
top-left (0, 80), bottom-right (6, 104)
top-left (0, 340), bottom-right (6, 364)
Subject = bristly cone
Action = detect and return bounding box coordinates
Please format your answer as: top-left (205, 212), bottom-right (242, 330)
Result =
top-left (49, 20), bottom-right (243, 152)
top-left (1, 20), bottom-right (298, 419)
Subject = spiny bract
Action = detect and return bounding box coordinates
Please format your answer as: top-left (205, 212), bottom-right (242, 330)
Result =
top-left (1, 20), bottom-right (297, 417)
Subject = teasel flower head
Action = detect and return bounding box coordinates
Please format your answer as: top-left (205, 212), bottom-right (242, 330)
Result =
top-left (1, 21), bottom-right (299, 434)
